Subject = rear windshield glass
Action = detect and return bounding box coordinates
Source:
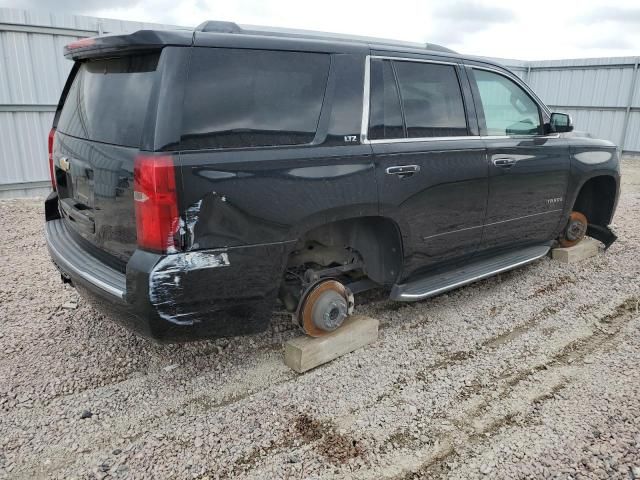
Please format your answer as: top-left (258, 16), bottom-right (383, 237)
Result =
top-left (179, 48), bottom-right (330, 150)
top-left (57, 53), bottom-right (159, 147)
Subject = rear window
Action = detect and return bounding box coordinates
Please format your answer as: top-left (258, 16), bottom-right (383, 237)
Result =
top-left (57, 53), bottom-right (159, 147)
top-left (179, 48), bottom-right (330, 150)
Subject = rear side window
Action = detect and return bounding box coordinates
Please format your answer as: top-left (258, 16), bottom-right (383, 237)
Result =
top-left (180, 48), bottom-right (330, 150)
top-left (393, 61), bottom-right (468, 138)
top-left (367, 59), bottom-right (468, 140)
top-left (57, 53), bottom-right (159, 147)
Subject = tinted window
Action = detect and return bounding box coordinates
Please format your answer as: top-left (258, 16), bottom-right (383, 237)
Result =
top-left (57, 53), bottom-right (159, 147)
top-left (369, 59), bottom-right (404, 140)
top-left (394, 61), bottom-right (468, 138)
top-left (180, 48), bottom-right (330, 150)
top-left (473, 69), bottom-right (541, 135)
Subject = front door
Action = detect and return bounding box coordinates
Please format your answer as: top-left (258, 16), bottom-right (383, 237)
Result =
top-left (467, 66), bottom-right (570, 251)
top-left (366, 56), bottom-right (489, 279)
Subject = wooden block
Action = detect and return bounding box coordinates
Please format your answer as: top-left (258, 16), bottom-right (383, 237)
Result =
top-left (551, 237), bottom-right (602, 264)
top-left (284, 315), bottom-right (379, 373)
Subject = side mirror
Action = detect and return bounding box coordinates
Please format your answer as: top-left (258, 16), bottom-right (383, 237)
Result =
top-left (549, 112), bottom-right (573, 133)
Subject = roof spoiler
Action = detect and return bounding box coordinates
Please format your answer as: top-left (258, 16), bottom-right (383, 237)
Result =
top-left (195, 20), bottom-right (457, 54)
top-left (195, 21), bottom-right (243, 34)
top-left (64, 30), bottom-right (193, 60)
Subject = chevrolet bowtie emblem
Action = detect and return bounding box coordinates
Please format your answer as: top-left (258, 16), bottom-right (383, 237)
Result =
top-left (59, 156), bottom-right (70, 172)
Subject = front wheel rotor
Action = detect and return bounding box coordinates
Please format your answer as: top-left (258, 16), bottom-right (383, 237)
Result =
top-left (559, 211), bottom-right (588, 248)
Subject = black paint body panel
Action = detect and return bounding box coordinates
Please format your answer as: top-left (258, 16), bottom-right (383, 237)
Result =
top-left (481, 136), bottom-right (570, 251)
top-left (373, 139), bottom-right (488, 278)
top-left (44, 28), bottom-right (621, 341)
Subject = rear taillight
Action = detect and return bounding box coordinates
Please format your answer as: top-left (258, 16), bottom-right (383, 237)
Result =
top-left (133, 155), bottom-right (179, 253)
top-left (48, 128), bottom-right (56, 190)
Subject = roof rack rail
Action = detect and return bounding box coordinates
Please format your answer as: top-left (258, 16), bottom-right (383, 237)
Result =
top-left (194, 21), bottom-right (457, 54)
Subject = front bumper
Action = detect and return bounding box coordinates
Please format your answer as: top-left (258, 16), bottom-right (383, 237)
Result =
top-left (45, 218), bottom-right (288, 342)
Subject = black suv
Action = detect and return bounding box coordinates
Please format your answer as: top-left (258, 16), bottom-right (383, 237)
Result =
top-left (44, 22), bottom-right (620, 341)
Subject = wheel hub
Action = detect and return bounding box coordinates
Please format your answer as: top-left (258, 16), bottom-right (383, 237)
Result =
top-left (313, 292), bottom-right (348, 331)
top-left (296, 279), bottom-right (354, 337)
top-left (566, 218), bottom-right (588, 241)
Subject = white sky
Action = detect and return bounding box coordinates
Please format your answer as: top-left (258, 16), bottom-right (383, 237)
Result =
top-left (5, 0), bottom-right (640, 60)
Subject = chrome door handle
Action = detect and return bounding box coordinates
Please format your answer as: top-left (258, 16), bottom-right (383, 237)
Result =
top-left (386, 165), bottom-right (420, 178)
top-left (493, 157), bottom-right (516, 168)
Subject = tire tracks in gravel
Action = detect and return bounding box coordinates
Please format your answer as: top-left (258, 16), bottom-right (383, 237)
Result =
top-left (7, 286), bottom-right (638, 480)
top-left (149, 296), bottom-right (556, 477)
top-left (21, 295), bottom-right (561, 477)
top-left (224, 292), bottom-right (629, 479)
top-left (9, 259), bottom-right (634, 480)
top-left (390, 295), bottom-right (639, 480)
top-left (6, 351), bottom-right (299, 477)
top-left (228, 287), bottom-right (630, 480)
top-left (361, 301), bottom-right (562, 411)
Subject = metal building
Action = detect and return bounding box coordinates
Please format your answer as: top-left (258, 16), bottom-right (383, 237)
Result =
top-left (0, 8), bottom-right (178, 199)
top-left (0, 7), bottom-right (638, 198)
top-left (499, 57), bottom-right (640, 154)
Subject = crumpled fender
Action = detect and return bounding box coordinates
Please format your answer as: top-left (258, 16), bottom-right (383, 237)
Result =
top-left (587, 224), bottom-right (617, 250)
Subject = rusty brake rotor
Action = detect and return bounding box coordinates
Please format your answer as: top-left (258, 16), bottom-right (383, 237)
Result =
top-left (559, 211), bottom-right (588, 248)
top-left (295, 279), bottom-right (354, 337)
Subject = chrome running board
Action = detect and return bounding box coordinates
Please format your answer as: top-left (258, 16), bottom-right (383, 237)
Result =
top-left (390, 244), bottom-right (550, 302)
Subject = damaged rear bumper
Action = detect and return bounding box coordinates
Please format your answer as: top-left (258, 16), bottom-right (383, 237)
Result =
top-left (45, 218), bottom-right (288, 342)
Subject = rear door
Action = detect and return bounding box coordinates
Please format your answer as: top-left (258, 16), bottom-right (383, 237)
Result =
top-left (466, 65), bottom-right (570, 251)
top-left (53, 50), bottom-right (171, 263)
top-left (366, 54), bottom-right (488, 278)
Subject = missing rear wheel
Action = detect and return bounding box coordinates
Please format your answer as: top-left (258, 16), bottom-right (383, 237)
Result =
top-left (295, 279), bottom-right (354, 337)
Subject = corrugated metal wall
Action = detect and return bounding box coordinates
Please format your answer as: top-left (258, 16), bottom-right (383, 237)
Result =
top-left (497, 57), bottom-right (640, 153)
top-left (0, 8), bottom-right (179, 198)
top-left (0, 7), bottom-right (638, 198)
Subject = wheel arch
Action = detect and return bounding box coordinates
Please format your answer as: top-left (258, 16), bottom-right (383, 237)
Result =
top-left (286, 215), bottom-right (404, 286)
top-left (571, 174), bottom-right (619, 226)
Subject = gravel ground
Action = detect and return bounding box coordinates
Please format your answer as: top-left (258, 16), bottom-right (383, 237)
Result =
top-left (1, 160), bottom-right (640, 480)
